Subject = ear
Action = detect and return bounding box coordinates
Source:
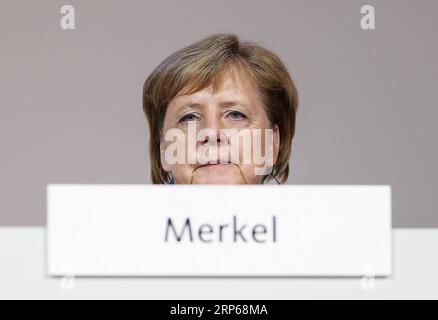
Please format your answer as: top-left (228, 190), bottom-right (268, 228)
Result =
top-left (160, 142), bottom-right (171, 173)
top-left (272, 124), bottom-right (280, 166)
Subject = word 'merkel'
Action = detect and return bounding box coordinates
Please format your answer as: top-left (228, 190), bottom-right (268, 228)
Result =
top-left (165, 215), bottom-right (277, 243)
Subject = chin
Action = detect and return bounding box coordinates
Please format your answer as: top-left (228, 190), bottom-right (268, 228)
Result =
top-left (189, 164), bottom-right (246, 184)
top-left (193, 176), bottom-right (246, 184)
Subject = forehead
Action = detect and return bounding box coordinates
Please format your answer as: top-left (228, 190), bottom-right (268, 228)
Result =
top-left (169, 67), bottom-right (261, 107)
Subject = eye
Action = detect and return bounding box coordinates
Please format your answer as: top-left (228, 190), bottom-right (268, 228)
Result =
top-left (179, 113), bottom-right (199, 123)
top-left (227, 110), bottom-right (247, 120)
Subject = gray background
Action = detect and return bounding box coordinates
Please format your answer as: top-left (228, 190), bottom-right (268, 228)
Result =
top-left (0, 0), bottom-right (437, 227)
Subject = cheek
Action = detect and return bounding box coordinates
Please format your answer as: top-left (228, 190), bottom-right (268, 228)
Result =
top-left (238, 128), bottom-right (270, 159)
top-left (239, 164), bottom-right (264, 184)
top-left (160, 131), bottom-right (192, 168)
top-left (170, 164), bottom-right (193, 184)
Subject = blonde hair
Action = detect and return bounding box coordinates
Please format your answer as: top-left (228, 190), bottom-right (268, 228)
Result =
top-left (142, 33), bottom-right (298, 184)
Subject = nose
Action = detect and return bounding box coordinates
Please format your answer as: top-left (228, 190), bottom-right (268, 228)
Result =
top-left (199, 112), bottom-right (226, 146)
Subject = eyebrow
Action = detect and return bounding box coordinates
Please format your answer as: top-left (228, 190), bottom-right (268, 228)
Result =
top-left (176, 100), bottom-right (248, 112)
top-left (218, 100), bottom-right (248, 108)
top-left (172, 103), bottom-right (202, 117)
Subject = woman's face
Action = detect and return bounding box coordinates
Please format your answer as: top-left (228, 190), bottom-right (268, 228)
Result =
top-left (160, 68), bottom-right (280, 184)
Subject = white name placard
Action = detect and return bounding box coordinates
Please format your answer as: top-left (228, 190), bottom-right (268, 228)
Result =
top-left (47, 185), bottom-right (391, 276)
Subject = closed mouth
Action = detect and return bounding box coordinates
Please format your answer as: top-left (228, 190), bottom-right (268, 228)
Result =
top-left (196, 161), bottom-right (233, 169)
top-left (190, 162), bottom-right (248, 184)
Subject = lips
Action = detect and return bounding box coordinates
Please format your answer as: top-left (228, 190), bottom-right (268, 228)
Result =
top-left (190, 162), bottom-right (248, 184)
top-left (195, 161), bottom-right (233, 169)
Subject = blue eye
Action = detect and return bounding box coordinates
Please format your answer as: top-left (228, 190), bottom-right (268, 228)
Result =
top-left (180, 113), bottom-right (198, 123)
top-left (228, 111), bottom-right (247, 120)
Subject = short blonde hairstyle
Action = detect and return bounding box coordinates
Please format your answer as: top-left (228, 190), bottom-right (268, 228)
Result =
top-left (142, 33), bottom-right (298, 184)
